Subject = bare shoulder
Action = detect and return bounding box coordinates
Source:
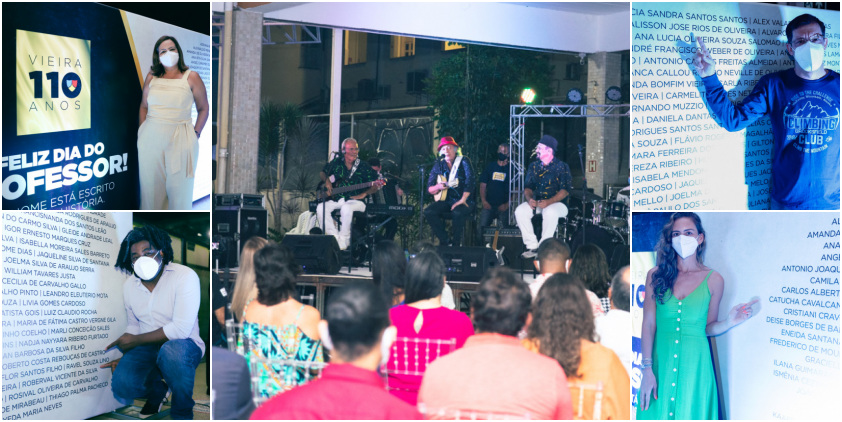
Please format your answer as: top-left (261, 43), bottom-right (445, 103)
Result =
top-left (188, 70), bottom-right (203, 83)
top-left (706, 269), bottom-right (725, 291)
top-left (299, 305), bottom-right (322, 337)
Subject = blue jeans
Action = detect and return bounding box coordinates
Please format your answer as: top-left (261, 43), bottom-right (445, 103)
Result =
top-left (111, 339), bottom-right (203, 420)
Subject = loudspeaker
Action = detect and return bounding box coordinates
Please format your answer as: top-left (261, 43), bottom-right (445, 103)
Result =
top-left (437, 246), bottom-right (497, 282)
top-left (281, 235), bottom-right (341, 275)
top-left (212, 208), bottom-right (268, 268)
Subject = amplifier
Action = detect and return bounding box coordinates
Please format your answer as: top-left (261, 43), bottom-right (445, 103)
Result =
top-left (215, 193), bottom-right (265, 209)
top-left (212, 208), bottom-right (268, 268)
top-left (437, 246), bottom-right (497, 282)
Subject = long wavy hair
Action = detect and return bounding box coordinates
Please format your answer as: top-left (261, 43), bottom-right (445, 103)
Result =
top-left (569, 243), bottom-right (611, 298)
top-left (230, 237), bottom-right (270, 320)
top-left (526, 273), bottom-right (595, 378)
top-left (652, 212), bottom-right (706, 304)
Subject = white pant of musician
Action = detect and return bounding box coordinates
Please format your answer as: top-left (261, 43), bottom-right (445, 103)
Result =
top-left (315, 198), bottom-right (366, 250)
top-left (515, 201), bottom-right (568, 250)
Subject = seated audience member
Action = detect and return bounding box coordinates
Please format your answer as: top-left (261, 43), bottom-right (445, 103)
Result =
top-left (595, 266), bottom-right (632, 378)
top-left (388, 252), bottom-right (475, 405)
top-left (211, 347), bottom-right (255, 420)
top-left (104, 225), bottom-right (204, 420)
top-left (251, 281), bottom-right (422, 419)
top-left (524, 274), bottom-right (630, 420)
top-left (529, 238), bottom-right (572, 300)
top-left (241, 243), bottom-right (323, 399)
top-left (229, 237), bottom-right (270, 322)
top-left (570, 244), bottom-right (611, 316)
top-left (411, 241), bottom-right (456, 310)
top-left (372, 240), bottom-right (407, 306)
top-left (418, 267), bottom-right (573, 419)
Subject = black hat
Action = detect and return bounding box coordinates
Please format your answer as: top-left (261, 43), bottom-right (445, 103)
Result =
top-left (538, 135), bottom-right (558, 151)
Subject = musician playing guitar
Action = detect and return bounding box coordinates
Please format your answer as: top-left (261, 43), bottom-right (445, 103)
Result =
top-left (425, 136), bottom-right (474, 247)
top-left (317, 138), bottom-right (380, 250)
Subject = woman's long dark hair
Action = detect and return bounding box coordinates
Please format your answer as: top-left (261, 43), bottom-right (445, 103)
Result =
top-left (569, 243), bottom-right (611, 298)
top-left (371, 240), bottom-right (406, 306)
top-left (652, 212), bottom-right (706, 304)
top-left (526, 274), bottom-right (595, 378)
top-left (151, 35), bottom-right (189, 77)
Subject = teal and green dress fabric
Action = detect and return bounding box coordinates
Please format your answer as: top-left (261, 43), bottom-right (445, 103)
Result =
top-left (637, 270), bottom-right (718, 420)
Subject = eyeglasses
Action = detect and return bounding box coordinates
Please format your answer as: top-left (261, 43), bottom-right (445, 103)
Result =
top-left (131, 249), bottom-right (160, 264)
top-left (791, 33), bottom-right (824, 48)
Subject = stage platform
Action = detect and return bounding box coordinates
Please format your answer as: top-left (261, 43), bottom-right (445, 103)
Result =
top-left (215, 266), bottom-right (540, 314)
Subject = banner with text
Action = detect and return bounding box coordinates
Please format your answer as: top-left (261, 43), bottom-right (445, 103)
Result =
top-left (630, 212), bottom-right (839, 419)
top-left (631, 3), bottom-right (840, 210)
top-left (2, 212), bottom-right (132, 420)
top-left (1, 3), bottom-right (210, 210)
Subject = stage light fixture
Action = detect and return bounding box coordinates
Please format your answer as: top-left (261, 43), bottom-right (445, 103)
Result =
top-left (521, 88), bottom-right (536, 104)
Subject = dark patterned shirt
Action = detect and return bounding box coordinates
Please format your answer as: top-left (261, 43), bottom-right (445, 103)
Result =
top-left (427, 156), bottom-right (475, 205)
top-left (322, 157), bottom-right (378, 200)
top-left (524, 158), bottom-right (572, 200)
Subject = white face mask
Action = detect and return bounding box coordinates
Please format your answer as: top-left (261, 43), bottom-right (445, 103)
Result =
top-left (672, 235), bottom-right (700, 259)
top-left (793, 41), bottom-right (824, 72)
top-left (159, 51), bottom-right (179, 68)
top-left (133, 250), bottom-right (161, 280)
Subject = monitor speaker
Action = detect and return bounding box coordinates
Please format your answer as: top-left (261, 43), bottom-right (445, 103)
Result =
top-left (281, 235), bottom-right (340, 275)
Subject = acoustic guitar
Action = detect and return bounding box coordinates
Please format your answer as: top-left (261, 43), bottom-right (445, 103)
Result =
top-left (433, 175), bottom-right (460, 202)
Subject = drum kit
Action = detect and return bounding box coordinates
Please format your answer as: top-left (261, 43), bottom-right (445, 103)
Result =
top-left (562, 187), bottom-right (631, 273)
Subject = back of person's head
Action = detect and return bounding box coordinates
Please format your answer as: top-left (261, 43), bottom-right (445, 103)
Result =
top-left (405, 251), bottom-right (446, 303)
top-left (610, 266), bottom-right (631, 312)
top-left (569, 243), bottom-right (611, 298)
top-left (412, 240), bottom-right (437, 255)
top-left (372, 240), bottom-right (407, 305)
top-left (472, 267), bottom-right (531, 336)
top-left (323, 281), bottom-right (390, 361)
top-left (527, 273), bottom-right (594, 378)
top-left (786, 14), bottom-right (825, 44)
top-left (253, 243), bottom-right (300, 306)
top-left (537, 238), bottom-right (571, 271)
top-left (231, 237), bottom-right (271, 320)
top-left (114, 225), bottom-right (174, 274)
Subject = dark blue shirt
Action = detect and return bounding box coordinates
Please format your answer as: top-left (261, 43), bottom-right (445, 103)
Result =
top-left (703, 69), bottom-right (840, 209)
top-left (322, 157), bottom-right (378, 200)
top-left (480, 161), bottom-right (510, 207)
top-left (427, 156), bottom-right (475, 205)
top-left (524, 158), bottom-right (572, 201)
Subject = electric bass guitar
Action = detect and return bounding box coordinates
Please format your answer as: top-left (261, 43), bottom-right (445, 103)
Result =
top-left (318, 177), bottom-right (386, 201)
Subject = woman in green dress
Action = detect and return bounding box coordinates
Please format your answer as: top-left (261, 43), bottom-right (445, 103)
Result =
top-left (637, 212), bottom-right (758, 420)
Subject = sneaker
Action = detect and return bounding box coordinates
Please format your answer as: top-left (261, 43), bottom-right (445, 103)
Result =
top-left (521, 249), bottom-right (537, 259)
top-left (139, 385), bottom-right (170, 419)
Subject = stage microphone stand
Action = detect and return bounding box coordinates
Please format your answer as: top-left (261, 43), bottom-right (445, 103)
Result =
top-left (417, 164), bottom-right (426, 243)
top-left (576, 144), bottom-right (588, 246)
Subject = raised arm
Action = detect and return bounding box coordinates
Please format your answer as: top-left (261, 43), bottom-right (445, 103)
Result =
top-left (695, 36), bottom-right (770, 132)
top-left (705, 271), bottom-right (758, 336)
top-left (639, 267), bottom-right (658, 410)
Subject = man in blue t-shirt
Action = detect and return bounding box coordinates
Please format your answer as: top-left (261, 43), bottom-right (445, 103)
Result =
top-left (694, 13), bottom-right (840, 210)
top-left (478, 143), bottom-right (511, 244)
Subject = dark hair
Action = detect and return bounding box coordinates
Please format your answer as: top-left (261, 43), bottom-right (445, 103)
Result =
top-left (405, 251), bottom-right (446, 303)
top-left (368, 157), bottom-right (381, 168)
top-left (527, 274), bottom-right (595, 378)
top-left (411, 240), bottom-right (437, 254)
top-left (786, 14), bottom-right (825, 44)
top-left (372, 240), bottom-right (406, 306)
top-left (472, 267), bottom-right (532, 336)
top-left (325, 281), bottom-right (390, 361)
top-left (569, 244), bottom-right (611, 298)
top-left (114, 225), bottom-right (174, 274)
top-left (652, 212), bottom-right (706, 304)
top-left (537, 238), bottom-right (570, 269)
top-left (151, 36), bottom-right (189, 77)
top-left (253, 244), bottom-right (300, 306)
top-left (611, 266), bottom-right (631, 312)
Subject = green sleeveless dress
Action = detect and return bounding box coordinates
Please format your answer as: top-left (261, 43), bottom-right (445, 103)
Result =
top-left (637, 270), bottom-right (719, 420)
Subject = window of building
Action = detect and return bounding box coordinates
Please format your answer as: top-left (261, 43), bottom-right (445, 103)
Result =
top-left (344, 31), bottom-right (367, 65)
top-left (443, 41), bottom-right (466, 51)
top-left (391, 36), bottom-right (415, 58)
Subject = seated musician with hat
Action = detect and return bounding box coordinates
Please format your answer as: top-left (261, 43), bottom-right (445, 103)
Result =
top-left (424, 136), bottom-right (475, 247)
